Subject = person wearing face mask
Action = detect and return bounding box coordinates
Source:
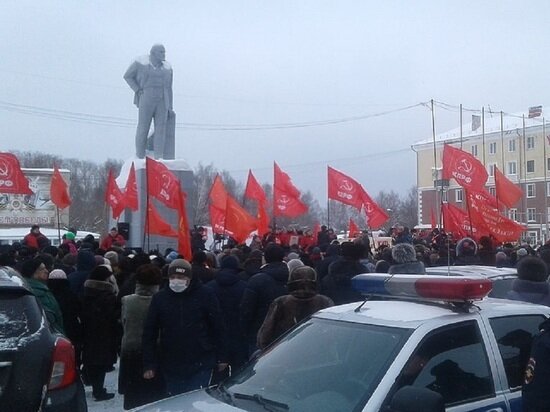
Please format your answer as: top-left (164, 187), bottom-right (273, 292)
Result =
top-left (142, 259), bottom-right (228, 397)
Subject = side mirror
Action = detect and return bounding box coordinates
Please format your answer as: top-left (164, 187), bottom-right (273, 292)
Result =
top-left (388, 386), bottom-right (444, 412)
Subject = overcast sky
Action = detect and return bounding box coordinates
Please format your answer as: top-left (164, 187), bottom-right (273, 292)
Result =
top-left (1, 1), bottom-right (548, 203)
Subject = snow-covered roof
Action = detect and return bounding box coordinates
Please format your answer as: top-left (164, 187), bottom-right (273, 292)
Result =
top-left (413, 106), bottom-right (548, 147)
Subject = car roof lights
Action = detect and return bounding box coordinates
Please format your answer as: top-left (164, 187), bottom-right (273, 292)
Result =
top-left (352, 274), bottom-right (493, 302)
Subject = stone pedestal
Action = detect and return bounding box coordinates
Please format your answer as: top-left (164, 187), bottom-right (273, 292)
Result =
top-left (114, 158), bottom-right (194, 255)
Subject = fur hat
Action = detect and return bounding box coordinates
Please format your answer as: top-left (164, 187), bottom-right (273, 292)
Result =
top-left (104, 251), bottom-right (119, 266)
top-left (168, 259), bottom-right (192, 277)
top-left (264, 244), bottom-right (285, 263)
top-left (517, 256), bottom-right (548, 282)
top-left (48, 269), bottom-right (67, 280)
top-left (517, 248), bottom-right (528, 258)
top-left (135, 264), bottom-right (162, 285)
top-left (89, 265), bottom-right (112, 281)
top-left (288, 265), bottom-right (317, 283)
top-left (456, 237), bottom-right (478, 257)
top-left (391, 243), bottom-right (417, 264)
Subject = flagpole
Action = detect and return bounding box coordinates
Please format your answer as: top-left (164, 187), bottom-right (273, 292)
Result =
top-left (522, 115), bottom-right (527, 230)
top-left (500, 111), bottom-right (505, 169)
top-left (56, 206), bottom-right (61, 245)
top-left (482, 106), bottom-right (486, 166)
top-left (430, 99), bottom-right (440, 228)
top-left (544, 118), bottom-right (548, 243)
top-left (327, 199), bottom-right (330, 229)
top-left (459, 104), bottom-right (463, 150)
top-left (143, 159), bottom-right (149, 252)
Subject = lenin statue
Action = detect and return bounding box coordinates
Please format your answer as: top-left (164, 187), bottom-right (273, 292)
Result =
top-left (124, 44), bottom-right (175, 159)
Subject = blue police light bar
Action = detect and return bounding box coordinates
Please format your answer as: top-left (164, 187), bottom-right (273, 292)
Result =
top-left (352, 274), bottom-right (493, 302)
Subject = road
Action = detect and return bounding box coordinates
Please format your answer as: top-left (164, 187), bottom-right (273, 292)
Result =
top-left (85, 364), bottom-right (124, 412)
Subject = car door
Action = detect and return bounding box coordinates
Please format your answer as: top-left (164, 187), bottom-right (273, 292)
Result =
top-left (485, 314), bottom-right (548, 412)
top-left (383, 320), bottom-right (510, 412)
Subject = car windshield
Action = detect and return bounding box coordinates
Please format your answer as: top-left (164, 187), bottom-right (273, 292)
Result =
top-left (216, 317), bottom-right (412, 412)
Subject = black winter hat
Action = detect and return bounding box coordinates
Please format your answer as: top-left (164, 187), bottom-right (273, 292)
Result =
top-left (135, 264), bottom-right (162, 285)
top-left (20, 258), bottom-right (42, 278)
top-left (517, 256), bottom-right (548, 282)
top-left (89, 265), bottom-right (112, 281)
top-left (264, 244), bottom-right (285, 263)
top-left (221, 255), bottom-right (240, 270)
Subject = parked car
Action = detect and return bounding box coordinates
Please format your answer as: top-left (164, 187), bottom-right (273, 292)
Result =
top-left (426, 265), bottom-right (517, 299)
top-left (0, 266), bottom-right (87, 412)
top-left (133, 273), bottom-right (548, 412)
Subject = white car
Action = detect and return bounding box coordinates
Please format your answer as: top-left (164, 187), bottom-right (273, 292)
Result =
top-left (133, 274), bottom-right (548, 412)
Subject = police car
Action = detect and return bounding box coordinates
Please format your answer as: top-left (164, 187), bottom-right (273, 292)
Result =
top-left (133, 274), bottom-right (549, 412)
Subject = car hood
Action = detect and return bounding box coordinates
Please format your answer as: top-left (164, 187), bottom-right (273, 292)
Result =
top-left (132, 389), bottom-right (245, 412)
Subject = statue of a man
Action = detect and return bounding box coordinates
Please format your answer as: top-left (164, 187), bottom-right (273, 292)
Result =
top-left (124, 44), bottom-right (174, 159)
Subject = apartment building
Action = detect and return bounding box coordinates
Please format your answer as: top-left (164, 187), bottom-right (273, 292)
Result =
top-left (412, 107), bottom-right (549, 244)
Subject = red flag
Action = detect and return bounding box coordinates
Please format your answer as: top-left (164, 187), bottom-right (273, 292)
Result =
top-left (441, 203), bottom-right (478, 239)
top-left (176, 188), bottom-right (192, 259)
top-left (209, 204), bottom-right (229, 236)
top-left (0, 153), bottom-right (32, 194)
top-left (146, 200), bottom-right (178, 237)
top-left (209, 174), bottom-right (229, 210)
top-left (467, 190), bottom-right (525, 242)
top-left (360, 187), bottom-right (389, 229)
top-left (273, 162), bottom-right (308, 218)
top-left (146, 157), bottom-right (180, 210)
top-left (105, 169), bottom-right (125, 219)
top-left (244, 170), bottom-right (267, 205)
top-left (50, 165), bottom-right (71, 210)
top-left (348, 218), bottom-right (360, 238)
top-left (257, 203), bottom-right (269, 237)
top-left (312, 222), bottom-right (320, 245)
top-left (430, 207), bottom-right (436, 230)
top-left (442, 144), bottom-right (488, 191)
top-left (225, 195), bottom-right (258, 244)
top-left (124, 162), bottom-right (138, 211)
top-left (494, 166), bottom-right (523, 208)
top-left (327, 166), bottom-right (363, 210)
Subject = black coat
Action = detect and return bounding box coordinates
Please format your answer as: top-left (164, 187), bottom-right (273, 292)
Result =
top-left (206, 268), bottom-right (247, 365)
top-left (142, 278), bottom-right (225, 379)
top-left (322, 258), bottom-right (367, 305)
top-left (47, 278), bottom-right (82, 345)
top-left (239, 262), bottom-right (289, 343)
top-left (81, 280), bottom-right (119, 367)
top-left (522, 318), bottom-right (550, 411)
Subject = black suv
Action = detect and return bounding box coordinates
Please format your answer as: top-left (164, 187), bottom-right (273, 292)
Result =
top-left (0, 266), bottom-right (87, 412)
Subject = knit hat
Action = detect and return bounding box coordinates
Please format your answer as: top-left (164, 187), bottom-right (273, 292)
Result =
top-left (48, 269), bottom-right (67, 280)
top-left (168, 259), bottom-right (192, 277)
top-left (286, 252), bottom-right (300, 261)
top-left (20, 258), bottom-right (43, 278)
top-left (165, 250), bottom-right (179, 263)
top-left (517, 248), bottom-right (528, 258)
top-left (287, 258), bottom-right (305, 275)
top-left (65, 232), bottom-right (76, 241)
top-left (89, 265), bottom-right (112, 281)
top-left (391, 243), bottom-right (417, 264)
top-left (220, 255), bottom-right (240, 270)
top-left (264, 244), bottom-right (285, 263)
top-left (104, 251), bottom-right (119, 266)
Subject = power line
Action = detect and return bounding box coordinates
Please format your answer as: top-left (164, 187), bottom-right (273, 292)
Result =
top-left (0, 99), bottom-right (426, 131)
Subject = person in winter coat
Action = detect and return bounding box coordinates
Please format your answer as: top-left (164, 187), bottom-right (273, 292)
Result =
top-left (454, 237), bottom-right (481, 266)
top-left (20, 258), bottom-right (65, 334)
top-left (100, 227), bottom-right (126, 250)
top-left (68, 250), bottom-right (97, 298)
top-left (81, 265), bottom-right (119, 401)
top-left (388, 243), bottom-right (426, 275)
top-left (315, 243), bottom-right (341, 282)
top-left (258, 266), bottom-right (333, 350)
top-left (142, 259), bottom-right (227, 396)
top-left (22, 224), bottom-right (50, 251)
top-left (522, 317), bottom-right (550, 411)
top-left (206, 255), bottom-right (248, 372)
top-left (191, 251), bottom-right (215, 284)
top-left (322, 242), bottom-right (367, 305)
top-left (47, 269), bottom-right (82, 365)
top-left (507, 256), bottom-right (550, 306)
top-left (240, 244), bottom-right (289, 355)
top-left (119, 264), bottom-right (164, 410)
top-left (238, 249), bottom-right (263, 282)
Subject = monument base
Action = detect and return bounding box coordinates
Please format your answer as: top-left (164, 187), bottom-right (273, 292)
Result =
top-left (114, 157), bottom-right (194, 257)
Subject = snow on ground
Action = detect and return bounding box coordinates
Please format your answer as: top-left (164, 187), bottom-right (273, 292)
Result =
top-left (85, 364), bottom-right (124, 412)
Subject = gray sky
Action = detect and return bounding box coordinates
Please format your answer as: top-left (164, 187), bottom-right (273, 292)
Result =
top-left (1, 0), bottom-right (548, 203)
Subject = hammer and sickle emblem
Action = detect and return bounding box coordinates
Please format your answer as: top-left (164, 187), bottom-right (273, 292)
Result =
top-left (339, 179), bottom-right (353, 191)
top-left (0, 160), bottom-right (9, 177)
top-left (457, 158), bottom-right (473, 174)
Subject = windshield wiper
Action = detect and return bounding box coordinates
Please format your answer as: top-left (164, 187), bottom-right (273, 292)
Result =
top-left (233, 392), bottom-right (289, 411)
top-left (211, 385), bottom-right (235, 406)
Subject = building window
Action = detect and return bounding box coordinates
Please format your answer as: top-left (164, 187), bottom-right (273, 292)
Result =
top-left (507, 161), bottom-right (517, 176)
top-left (527, 160), bottom-right (535, 174)
top-left (489, 142), bottom-right (497, 155)
top-left (547, 158), bottom-right (550, 172)
top-left (527, 183), bottom-right (536, 198)
top-left (527, 208), bottom-right (537, 222)
top-left (527, 136), bottom-right (535, 150)
top-left (547, 181), bottom-right (550, 197)
top-left (471, 145), bottom-right (478, 157)
top-left (547, 206), bottom-right (550, 222)
top-left (509, 208), bottom-right (518, 221)
top-left (487, 163), bottom-right (495, 177)
top-left (489, 187), bottom-right (496, 197)
top-left (456, 189), bottom-right (463, 203)
top-left (526, 231), bottom-right (538, 244)
top-left (442, 190), bottom-right (448, 202)
top-left (509, 139), bottom-right (516, 152)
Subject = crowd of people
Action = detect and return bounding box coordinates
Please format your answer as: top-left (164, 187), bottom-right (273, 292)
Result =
top-left (4, 222), bottom-right (550, 409)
